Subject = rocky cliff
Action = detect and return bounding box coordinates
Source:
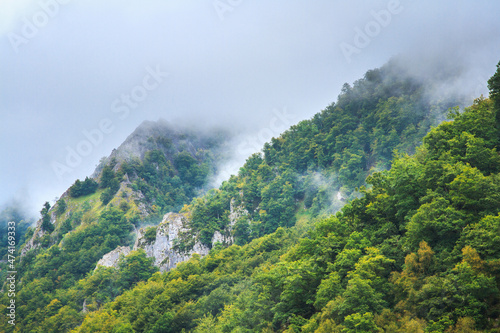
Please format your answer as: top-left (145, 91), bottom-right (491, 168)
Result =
top-left (95, 246), bottom-right (131, 269)
top-left (129, 199), bottom-right (249, 272)
top-left (20, 119), bottom-right (233, 260)
top-left (133, 212), bottom-right (210, 272)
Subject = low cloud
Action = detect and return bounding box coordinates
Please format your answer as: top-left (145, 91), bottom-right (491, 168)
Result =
top-left (1, 0), bottom-right (499, 217)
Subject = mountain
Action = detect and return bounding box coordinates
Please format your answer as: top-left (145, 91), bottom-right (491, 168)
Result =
top-left (0, 119), bottom-right (233, 331)
top-left (19, 119), bottom-right (231, 254)
top-left (0, 202), bottom-right (34, 285)
top-left (167, 58), bottom-right (464, 250)
top-left (0, 57), bottom-right (484, 332)
top-left (70, 62), bottom-right (500, 332)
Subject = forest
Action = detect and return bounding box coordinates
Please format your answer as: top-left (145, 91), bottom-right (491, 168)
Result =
top-left (176, 59), bottom-right (463, 249)
top-left (1, 59), bottom-right (499, 332)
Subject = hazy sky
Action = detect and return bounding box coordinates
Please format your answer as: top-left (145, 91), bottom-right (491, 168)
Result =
top-left (1, 0), bottom-right (500, 216)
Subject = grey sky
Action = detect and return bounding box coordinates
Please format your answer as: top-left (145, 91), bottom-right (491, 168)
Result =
top-left (1, 0), bottom-right (500, 216)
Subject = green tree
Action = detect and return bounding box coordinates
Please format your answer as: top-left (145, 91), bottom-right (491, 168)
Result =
top-left (69, 177), bottom-right (98, 197)
top-left (100, 165), bottom-right (116, 189)
top-left (40, 201), bottom-right (54, 233)
top-left (117, 249), bottom-right (158, 290)
top-left (487, 60), bottom-right (500, 135)
top-left (343, 312), bottom-right (381, 333)
top-left (405, 196), bottom-right (467, 251)
top-left (56, 199), bottom-right (67, 216)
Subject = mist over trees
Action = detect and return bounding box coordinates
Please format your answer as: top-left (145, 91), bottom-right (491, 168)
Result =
top-left (2, 60), bottom-right (500, 332)
top-left (69, 63), bottom-right (500, 332)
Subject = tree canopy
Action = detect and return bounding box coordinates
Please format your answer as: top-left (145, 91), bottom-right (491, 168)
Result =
top-left (3, 60), bottom-right (499, 332)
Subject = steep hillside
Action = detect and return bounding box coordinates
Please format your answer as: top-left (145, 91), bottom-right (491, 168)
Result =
top-left (69, 64), bottom-right (500, 332)
top-left (0, 58), bottom-right (474, 332)
top-left (0, 203), bottom-right (33, 285)
top-left (20, 119), bottom-right (230, 256)
top-left (2, 120), bottom-right (231, 333)
top-left (172, 59), bottom-right (463, 251)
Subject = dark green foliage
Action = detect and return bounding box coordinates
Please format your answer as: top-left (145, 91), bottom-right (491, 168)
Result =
top-left (40, 201), bottom-right (54, 233)
top-left (9, 61), bottom-right (499, 333)
top-left (144, 226), bottom-right (157, 244)
top-left (100, 178), bottom-right (120, 205)
top-left (71, 92), bottom-right (500, 331)
top-left (70, 228), bottom-right (296, 333)
top-left (99, 164), bottom-right (121, 205)
top-left (259, 172), bottom-right (296, 234)
top-left (99, 164), bottom-right (116, 189)
top-left (0, 204), bottom-right (33, 287)
top-left (116, 249), bottom-right (158, 290)
top-left (0, 129), bottom-right (227, 332)
top-left (487, 60), bottom-right (500, 135)
top-left (57, 216), bottom-right (72, 240)
top-left (69, 177), bottom-right (99, 198)
top-left (189, 189), bottom-right (231, 247)
top-left (0, 203), bottom-right (33, 258)
top-left (262, 76), bottom-right (432, 185)
top-left (56, 198), bottom-right (67, 216)
top-left (119, 200), bottom-right (129, 212)
top-left (173, 151), bottom-right (208, 187)
top-left (121, 148), bottom-right (214, 214)
top-left (180, 61), bottom-right (456, 248)
top-left (1, 208), bottom-right (135, 332)
top-left (100, 190), bottom-right (113, 206)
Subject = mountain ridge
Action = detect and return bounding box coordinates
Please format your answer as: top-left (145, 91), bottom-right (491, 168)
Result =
top-left (1, 57), bottom-right (488, 332)
top-left (71, 64), bottom-right (500, 333)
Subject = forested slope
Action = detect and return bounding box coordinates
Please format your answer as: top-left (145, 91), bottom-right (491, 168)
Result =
top-left (180, 59), bottom-right (460, 249)
top-left (0, 122), bottom-right (229, 333)
top-left (70, 63), bottom-right (500, 332)
top-left (0, 58), bottom-right (485, 332)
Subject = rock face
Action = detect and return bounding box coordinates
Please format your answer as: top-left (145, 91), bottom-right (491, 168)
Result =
top-left (92, 119), bottom-right (231, 178)
top-left (228, 197), bottom-right (248, 225)
top-left (134, 212), bottom-right (210, 272)
top-left (95, 246), bottom-right (131, 269)
top-left (211, 230), bottom-right (232, 246)
top-left (20, 201), bottom-right (61, 257)
top-left (129, 199), bottom-right (249, 272)
top-left (20, 227), bottom-right (45, 257)
top-left (20, 119), bottom-right (233, 263)
top-left (212, 198), bottom-right (249, 246)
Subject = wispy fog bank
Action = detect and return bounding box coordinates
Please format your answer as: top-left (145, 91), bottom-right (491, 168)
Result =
top-left (1, 0), bottom-right (499, 217)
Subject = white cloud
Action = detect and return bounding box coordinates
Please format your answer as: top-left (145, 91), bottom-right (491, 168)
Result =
top-left (1, 0), bottom-right (500, 216)
top-left (0, 0), bottom-right (36, 35)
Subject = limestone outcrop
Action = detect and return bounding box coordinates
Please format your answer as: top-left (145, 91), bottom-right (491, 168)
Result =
top-left (95, 246), bottom-right (131, 269)
top-left (122, 199), bottom-right (249, 272)
top-left (134, 212), bottom-right (210, 272)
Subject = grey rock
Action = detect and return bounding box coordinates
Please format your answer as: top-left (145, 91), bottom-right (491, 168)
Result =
top-left (95, 246), bottom-right (131, 269)
top-left (134, 212), bottom-right (210, 272)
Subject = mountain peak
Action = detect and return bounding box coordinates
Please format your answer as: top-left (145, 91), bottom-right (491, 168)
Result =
top-left (92, 118), bottom-right (230, 178)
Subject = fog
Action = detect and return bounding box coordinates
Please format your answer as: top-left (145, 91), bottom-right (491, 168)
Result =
top-left (1, 0), bottom-right (499, 217)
